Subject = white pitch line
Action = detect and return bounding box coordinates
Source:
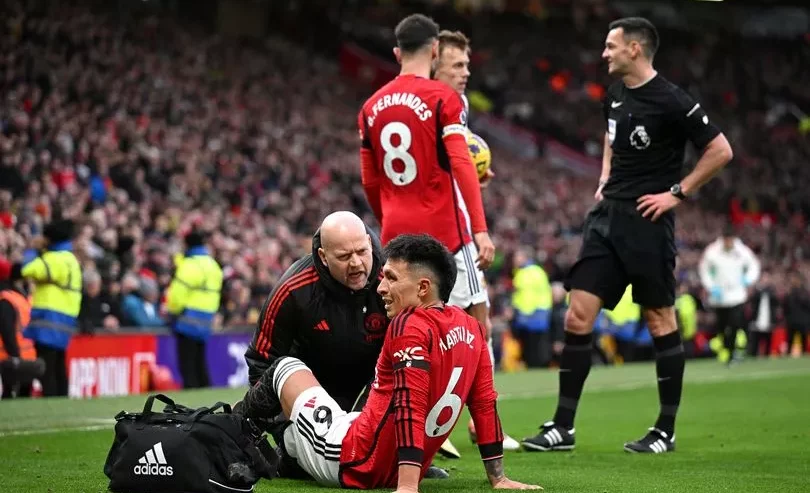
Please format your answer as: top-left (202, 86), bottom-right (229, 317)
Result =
top-left (0, 419), bottom-right (114, 438)
top-left (498, 366), bottom-right (810, 400)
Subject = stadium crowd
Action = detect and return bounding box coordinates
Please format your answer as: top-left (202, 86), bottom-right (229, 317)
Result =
top-left (0, 0), bottom-right (807, 362)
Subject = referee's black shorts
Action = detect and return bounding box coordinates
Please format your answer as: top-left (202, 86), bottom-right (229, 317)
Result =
top-left (565, 198), bottom-right (676, 310)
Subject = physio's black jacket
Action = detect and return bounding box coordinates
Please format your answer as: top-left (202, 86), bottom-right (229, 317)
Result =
top-left (244, 227), bottom-right (388, 410)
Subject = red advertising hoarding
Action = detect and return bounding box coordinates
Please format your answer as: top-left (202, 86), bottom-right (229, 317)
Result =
top-left (66, 334), bottom-right (157, 398)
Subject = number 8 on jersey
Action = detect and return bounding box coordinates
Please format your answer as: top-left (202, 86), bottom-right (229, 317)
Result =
top-left (381, 122), bottom-right (417, 186)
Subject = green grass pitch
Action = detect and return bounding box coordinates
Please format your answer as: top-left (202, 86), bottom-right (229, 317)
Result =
top-left (1, 357), bottom-right (808, 492)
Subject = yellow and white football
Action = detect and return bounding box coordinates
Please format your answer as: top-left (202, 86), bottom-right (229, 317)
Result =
top-left (467, 132), bottom-right (491, 180)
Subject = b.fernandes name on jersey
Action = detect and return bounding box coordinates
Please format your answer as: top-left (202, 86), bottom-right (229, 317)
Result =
top-left (367, 93), bottom-right (433, 126)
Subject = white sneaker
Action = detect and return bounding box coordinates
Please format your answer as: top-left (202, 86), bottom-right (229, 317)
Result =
top-left (469, 420), bottom-right (521, 451)
top-left (502, 434), bottom-right (521, 451)
top-left (438, 438), bottom-right (462, 459)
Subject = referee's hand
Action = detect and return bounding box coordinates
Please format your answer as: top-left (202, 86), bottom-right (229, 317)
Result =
top-left (594, 179), bottom-right (607, 201)
top-left (637, 192), bottom-right (681, 221)
top-left (594, 184), bottom-right (605, 201)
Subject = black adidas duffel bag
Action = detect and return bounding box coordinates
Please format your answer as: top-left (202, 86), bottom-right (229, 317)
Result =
top-left (104, 394), bottom-right (277, 493)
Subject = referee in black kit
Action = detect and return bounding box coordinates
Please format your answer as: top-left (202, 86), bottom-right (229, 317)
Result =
top-left (523, 17), bottom-right (733, 454)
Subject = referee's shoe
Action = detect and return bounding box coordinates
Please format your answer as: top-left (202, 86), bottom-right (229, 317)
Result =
top-left (521, 421), bottom-right (575, 452)
top-left (624, 427), bottom-right (675, 454)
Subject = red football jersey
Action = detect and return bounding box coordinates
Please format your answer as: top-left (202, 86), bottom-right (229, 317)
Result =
top-left (359, 74), bottom-right (487, 253)
top-left (339, 305), bottom-right (503, 489)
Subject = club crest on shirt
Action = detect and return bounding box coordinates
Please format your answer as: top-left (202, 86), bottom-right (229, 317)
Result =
top-left (364, 312), bottom-right (387, 342)
top-left (630, 125), bottom-right (651, 150)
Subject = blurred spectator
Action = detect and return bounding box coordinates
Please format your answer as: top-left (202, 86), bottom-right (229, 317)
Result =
top-left (220, 277), bottom-right (258, 327)
top-left (747, 272), bottom-right (780, 357)
top-left (783, 272), bottom-right (810, 355)
top-left (0, 271), bottom-right (41, 398)
top-left (698, 226), bottom-right (761, 362)
top-left (78, 270), bottom-right (120, 333)
top-left (121, 275), bottom-right (164, 328)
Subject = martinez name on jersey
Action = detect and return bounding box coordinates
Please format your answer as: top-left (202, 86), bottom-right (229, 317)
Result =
top-left (439, 325), bottom-right (476, 353)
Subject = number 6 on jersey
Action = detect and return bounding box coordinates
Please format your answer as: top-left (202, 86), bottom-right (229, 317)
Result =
top-left (425, 367), bottom-right (463, 437)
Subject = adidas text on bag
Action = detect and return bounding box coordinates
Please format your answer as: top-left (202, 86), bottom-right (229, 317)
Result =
top-left (104, 394), bottom-right (278, 493)
top-left (133, 442), bottom-right (174, 476)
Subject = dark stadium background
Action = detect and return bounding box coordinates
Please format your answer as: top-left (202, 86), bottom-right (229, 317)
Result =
top-left (0, 2), bottom-right (808, 493)
top-left (0, 0), bottom-right (808, 392)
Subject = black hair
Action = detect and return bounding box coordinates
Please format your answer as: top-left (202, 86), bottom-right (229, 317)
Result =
top-left (384, 234), bottom-right (457, 303)
top-left (609, 17), bottom-right (659, 59)
top-left (185, 230), bottom-right (206, 248)
top-left (43, 219), bottom-right (75, 244)
top-left (395, 14), bottom-right (440, 54)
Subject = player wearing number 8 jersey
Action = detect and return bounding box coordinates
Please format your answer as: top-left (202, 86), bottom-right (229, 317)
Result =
top-left (359, 14), bottom-right (494, 271)
top-left (240, 234), bottom-right (540, 491)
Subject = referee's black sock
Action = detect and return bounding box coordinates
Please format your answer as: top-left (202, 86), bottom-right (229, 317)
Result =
top-left (652, 331), bottom-right (685, 438)
top-left (552, 331), bottom-right (593, 430)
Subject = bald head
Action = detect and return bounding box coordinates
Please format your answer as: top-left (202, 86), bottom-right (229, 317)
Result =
top-left (318, 211), bottom-right (374, 291)
top-left (320, 211), bottom-right (367, 250)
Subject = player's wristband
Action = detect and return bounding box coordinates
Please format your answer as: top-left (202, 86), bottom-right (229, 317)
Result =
top-left (478, 442), bottom-right (504, 461)
top-left (398, 446), bottom-right (424, 465)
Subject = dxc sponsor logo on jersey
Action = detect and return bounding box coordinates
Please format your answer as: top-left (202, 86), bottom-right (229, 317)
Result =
top-left (394, 346), bottom-right (424, 361)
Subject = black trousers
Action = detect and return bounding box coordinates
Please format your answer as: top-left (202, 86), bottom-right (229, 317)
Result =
top-left (714, 304), bottom-right (746, 353)
top-left (35, 343), bottom-right (68, 397)
top-left (176, 333), bottom-right (210, 389)
top-left (748, 331), bottom-right (772, 357)
top-left (513, 329), bottom-right (548, 368)
top-left (787, 325), bottom-right (807, 354)
top-left (0, 363), bottom-right (32, 398)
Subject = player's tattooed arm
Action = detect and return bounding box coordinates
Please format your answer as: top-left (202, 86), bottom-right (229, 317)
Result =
top-left (484, 458), bottom-right (505, 485)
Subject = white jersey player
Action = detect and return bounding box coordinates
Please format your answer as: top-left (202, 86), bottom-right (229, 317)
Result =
top-left (433, 29), bottom-right (520, 452)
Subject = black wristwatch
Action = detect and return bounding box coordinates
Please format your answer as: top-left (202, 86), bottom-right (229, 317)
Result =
top-left (670, 183), bottom-right (687, 200)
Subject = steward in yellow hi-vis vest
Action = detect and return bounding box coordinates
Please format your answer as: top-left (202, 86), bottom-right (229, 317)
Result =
top-left (510, 249), bottom-right (552, 367)
top-left (19, 219), bottom-right (81, 397)
top-left (166, 231), bottom-right (222, 388)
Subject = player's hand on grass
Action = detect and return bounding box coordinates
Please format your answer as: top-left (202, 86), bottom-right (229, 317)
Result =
top-left (480, 169), bottom-right (495, 188)
top-left (637, 191), bottom-right (681, 222)
top-left (491, 477), bottom-right (543, 490)
top-left (474, 231), bottom-right (495, 270)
